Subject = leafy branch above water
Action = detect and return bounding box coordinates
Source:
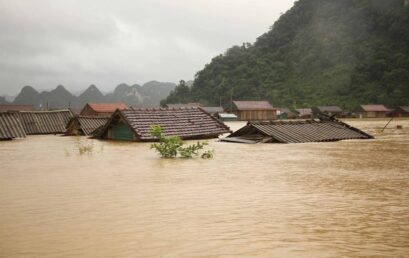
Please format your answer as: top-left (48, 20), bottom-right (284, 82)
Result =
top-left (150, 125), bottom-right (214, 159)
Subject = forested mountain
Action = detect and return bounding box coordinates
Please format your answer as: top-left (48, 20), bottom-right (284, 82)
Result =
top-left (162, 0), bottom-right (409, 110)
top-left (12, 82), bottom-right (176, 109)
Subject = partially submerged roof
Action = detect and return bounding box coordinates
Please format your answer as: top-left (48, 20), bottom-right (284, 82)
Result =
top-left (233, 101), bottom-right (274, 111)
top-left (221, 118), bottom-right (373, 144)
top-left (200, 106), bottom-right (224, 114)
top-left (397, 106), bottom-right (409, 113)
top-left (0, 112), bottom-right (26, 140)
top-left (18, 110), bottom-right (74, 135)
top-left (361, 105), bottom-right (390, 112)
top-left (98, 107), bottom-right (231, 141)
top-left (66, 116), bottom-right (109, 136)
top-left (318, 106), bottom-right (343, 113)
top-left (218, 113), bottom-right (238, 119)
top-left (85, 102), bottom-right (127, 113)
top-left (0, 104), bottom-right (35, 112)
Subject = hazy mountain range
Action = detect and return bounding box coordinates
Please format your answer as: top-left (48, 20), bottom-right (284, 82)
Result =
top-left (8, 81), bottom-right (177, 109)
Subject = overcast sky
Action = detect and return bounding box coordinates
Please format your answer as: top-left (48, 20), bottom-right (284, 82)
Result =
top-left (0, 0), bottom-right (294, 96)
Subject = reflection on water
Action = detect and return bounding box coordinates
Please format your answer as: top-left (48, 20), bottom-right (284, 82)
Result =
top-left (0, 119), bottom-right (408, 257)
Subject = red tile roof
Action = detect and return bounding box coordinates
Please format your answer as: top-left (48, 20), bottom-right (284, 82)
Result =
top-left (233, 101), bottom-right (274, 110)
top-left (361, 105), bottom-right (390, 112)
top-left (98, 107), bottom-right (231, 141)
top-left (87, 102), bottom-right (127, 113)
top-left (0, 104), bottom-right (35, 112)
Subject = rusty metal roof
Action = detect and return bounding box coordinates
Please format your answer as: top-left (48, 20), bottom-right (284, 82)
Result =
top-left (99, 107), bottom-right (231, 141)
top-left (85, 102), bottom-right (127, 113)
top-left (66, 116), bottom-right (109, 136)
top-left (361, 105), bottom-right (390, 112)
top-left (233, 101), bottom-right (274, 111)
top-left (222, 119), bottom-right (373, 144)
top-left (0, 112), bottom-right (26, 140)
top-left (18, 110), bottom-right (74, 135)
top-left (0, 104), bottom-right (35, 112)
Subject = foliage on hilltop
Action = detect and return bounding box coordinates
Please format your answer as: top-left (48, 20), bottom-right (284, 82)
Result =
top-left (162, 0), bottom-right (409, 110)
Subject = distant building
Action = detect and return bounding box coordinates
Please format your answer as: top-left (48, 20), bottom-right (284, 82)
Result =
top-left (360, 105), bottom-right (390, 118)
top-left (0, 104), bottom-right (35, 112)
top-left (390, 106), bottom-right (409, 117)
top-left (296, 108), bottom-right (313, 119)
top-left (166, 103), bottom-right (202, 109)
top-left (232, 101), bottom-right (276, 121)
top-left (96, 107), bottom-right (231, 142)
top-left (200, 106), bottom-right (224, 116)
top-left (80, 103), bottom-right (127, 117)
top-left (277, 108), bottom-right (297, 119)
top-left (317, 106), bottom-right (344, 117)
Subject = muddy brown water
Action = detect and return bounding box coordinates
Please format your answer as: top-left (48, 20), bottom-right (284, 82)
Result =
top-left (1, 119), bottom-right (408, 257)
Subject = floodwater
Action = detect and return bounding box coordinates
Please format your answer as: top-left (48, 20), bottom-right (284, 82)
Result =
top-left (0, 119), bottom-right (408, 258)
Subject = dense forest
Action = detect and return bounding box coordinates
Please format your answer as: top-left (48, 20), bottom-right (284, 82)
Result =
top-left (162, 0), bottom-right (409, 111)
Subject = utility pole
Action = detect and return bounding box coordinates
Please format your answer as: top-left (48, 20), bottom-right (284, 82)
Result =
top-left (230, 89), bottom-right (233, 113)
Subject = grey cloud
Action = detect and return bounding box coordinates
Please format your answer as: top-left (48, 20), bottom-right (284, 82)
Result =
top-left (0, 0), bottom-right (294, 95)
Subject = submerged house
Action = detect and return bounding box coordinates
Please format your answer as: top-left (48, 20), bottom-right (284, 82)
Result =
top-left (277, 108), bottom-right (297, 119)
top-left (200, 106), bottom-right (225, 117)
top-left (390, 106), bottom-right (409, 117)
top-left (80, 102), bottom-right (127, 117)
top-left (359, 105), bottom-right (390, 118)
top-left (217, 113), bottom-right (238, 122)
top-left (97, 107), bottom-right (231, 141)
top-left (317, 106), bottom-right (344, 117)
top-left (233, 101), bottom-right (276, 121)
top-left (221, 118), bottom-right (373, 144)
top-left (66, 116), bottom-right (109, 136)
top-left (18, 110), bottom-right (74, 135)
top-left (296, 108), bottom-right (313, 119)
top-left (0, 112), bottom-right (26, 140)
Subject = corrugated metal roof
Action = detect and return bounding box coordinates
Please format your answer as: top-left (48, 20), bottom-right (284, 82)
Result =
top-left (361, 105), bottom-right (390, 112)
top-left (85, 103), bottom-right (127, 113)
top-left (223, 119), bottom-right (373, 144)
top-left (66, 116), bottom-right (109, 136)
top-left (233, 101), bottom-right (274, 111)
top-left (0, 112), bottom-right (26, 140)
top-left (18, 110), bottom-right (74, 135)
top-left (0, 104), bottom-right (35, 112)
top-left (98, 107), bottom-right (231, 141)
top-left (318, 106), bottom-right (343, 113)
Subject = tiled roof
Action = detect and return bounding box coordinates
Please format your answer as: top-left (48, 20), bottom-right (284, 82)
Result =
top-left (233, 101), bottom-right (274, 111)
top-left (0, 104), bottom-right (35, 112)
top-left (318, 106), bottom-right (343, 113)
top-left (223, 119), bottom-right (373, 144)
top-left (99, 107), bottom-right (231, 141)
top-left (87, 102), bottom-right (127, 113)
top-left (0, 112), bottom-right (26, 140)
top-left (200, 106), bottom-right (224, 114)
top-left (361, 105), bottom-right (390, 112)
top-left (66, 116), bottom-right (109, 136)
top-left (18, 110), bottom-right (74, 135)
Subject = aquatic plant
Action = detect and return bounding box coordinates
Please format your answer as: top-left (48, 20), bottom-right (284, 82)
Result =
top-left (150, 125), bottom-right (214, 159)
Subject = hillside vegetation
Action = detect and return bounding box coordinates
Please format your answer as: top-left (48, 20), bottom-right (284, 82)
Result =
top-left (162, 0), bottom-right (409, 110)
